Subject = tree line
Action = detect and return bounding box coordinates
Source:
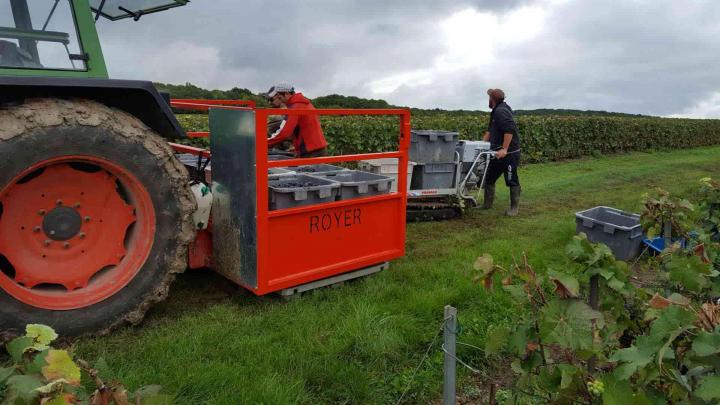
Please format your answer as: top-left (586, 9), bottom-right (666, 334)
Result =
top-left (155, 82), bottom-right (651, 117)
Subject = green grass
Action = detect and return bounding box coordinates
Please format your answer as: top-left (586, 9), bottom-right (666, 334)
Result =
top-left (75, 146), bottom-right (720, 404)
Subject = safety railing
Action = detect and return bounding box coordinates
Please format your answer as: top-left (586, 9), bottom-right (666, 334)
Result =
top-left (167, 99), bottom-right (411, 294)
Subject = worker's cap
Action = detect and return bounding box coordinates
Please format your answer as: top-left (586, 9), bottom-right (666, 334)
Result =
top-left (487, 88), bottom-right (506, 101)
top-left (265, 83), bottom-right (294, 98)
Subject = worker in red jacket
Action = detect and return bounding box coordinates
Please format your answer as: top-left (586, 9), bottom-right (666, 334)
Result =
top-left (265, 83), bottom-right (328, 157)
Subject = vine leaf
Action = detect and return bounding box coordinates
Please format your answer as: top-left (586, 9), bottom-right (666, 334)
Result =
top-left (34, 378), bottom-right (70, 394)
top-left (607, 277), bottom-right (625, 292)
top-left (473, 254), bottom-right (498, 290)
top-left (473, 253), bottom-right (494, 272)
top-left (656, 330), bottom-right (682, 370)
top-left (25, 324), bottom-right (58, 351)
top-left (609, 334), bottom-right (663, 380)
top-left (42, 350), bottom-right (82, 385)
top-left (557, 364), bottom-right (580, 390)
top-left (666, 255), bottom-right (711, 292)
top-left (5, 374), bottom-right (43, 403)
top-left (539, 299), bottom-right (602, 351)
top-left (691, 329), bottom-right (720, 357)
top-left (696, 376), bottom-right (720, 401)
top-left (677, 199), bottom-right (694, 211)
top-left (668, 293), bottom-right (690, 306)
top-left (548, 270), bottom-right (579, 298)
top-left (26, 350), bottom-right (49, 375)
top-left (649, 306), bottom-right (696, 341)
top-left (6, 336), bottom-right (33, 363)
top-left (508, 323), bottom-right (534, 357)
top-left (0, 367), bottom-right (14, 384)
top-left (565, 234), bottom-right (592, 261)
top-left (601, 375), bottom-right (634, 405)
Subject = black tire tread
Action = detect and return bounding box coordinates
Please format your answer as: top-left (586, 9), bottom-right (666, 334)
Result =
top-left (0, 98), bottom-right (195, 340)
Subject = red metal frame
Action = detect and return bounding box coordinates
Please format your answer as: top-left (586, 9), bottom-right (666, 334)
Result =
top-left (253, 108), bottom-right (410, 294)
top-left (171, 99), bottom-right (257, 111)
top-left (168, 100), bottom-right (411, 294)
top-left (167, 142), bottom-right (211, 159)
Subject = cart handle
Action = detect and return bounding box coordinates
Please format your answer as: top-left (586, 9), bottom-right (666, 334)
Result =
top-left (458, 151), bottom-right (496, 196)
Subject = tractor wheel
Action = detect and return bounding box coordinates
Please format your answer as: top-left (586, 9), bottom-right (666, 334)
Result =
top-left (0, 98), bottom-right (195, 339)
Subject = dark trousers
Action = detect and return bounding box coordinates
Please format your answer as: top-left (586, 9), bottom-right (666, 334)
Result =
top-left (485, 152), bottom-right (520, 187)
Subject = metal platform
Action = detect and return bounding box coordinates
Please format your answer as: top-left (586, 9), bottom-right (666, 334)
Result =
top-left (278, 262), bottom-right (389, 297)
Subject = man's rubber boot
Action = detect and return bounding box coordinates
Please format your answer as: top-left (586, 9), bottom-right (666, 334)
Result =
top-left (506, 186), bottom-right (521, 216)
top-left (482, 184), bottom-right (495, 209)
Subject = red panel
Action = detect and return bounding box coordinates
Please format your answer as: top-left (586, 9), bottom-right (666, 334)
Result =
top-left (251, 108), bottom-right (410, 295)
top-left (188, 228), bottom-right (212, 269)
top-left (256, 196), bottom-right (405, 294)
top-left (179, 105), bottom-right (411, 294)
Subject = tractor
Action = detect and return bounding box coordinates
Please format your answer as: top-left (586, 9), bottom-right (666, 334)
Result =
top-left (0, 0), bottom-right (410, 339)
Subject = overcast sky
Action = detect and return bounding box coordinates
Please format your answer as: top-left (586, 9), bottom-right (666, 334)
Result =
top-left (96, 0), bottom-right (720, 117)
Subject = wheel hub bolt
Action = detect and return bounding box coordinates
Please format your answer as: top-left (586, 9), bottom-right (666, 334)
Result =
top-left (33, 226), bottom-right (41, 233)
top-left (74, 203), bottom-right (81, 208)
top-left (84, 216), bottom-right (91, 222)
top-left (79, 232), bottom-right (86, 239)
top-left (38, 209), bottom-right (46, 216)
top-left (63, 242), bottom-right (70, 249)
top-left (44, 239), bottom-right (51, 246)
top-left (56, 200), bottom-right (63, 206)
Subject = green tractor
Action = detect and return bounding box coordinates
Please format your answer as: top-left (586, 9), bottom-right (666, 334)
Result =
top-left (0, 0), bottom-right (195, 338)
top-left (0, 0), bottom-right (411, 340)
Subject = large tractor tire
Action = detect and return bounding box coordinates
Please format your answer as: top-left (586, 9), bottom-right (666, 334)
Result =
top-left (0, 99), bottom-right (195, 339)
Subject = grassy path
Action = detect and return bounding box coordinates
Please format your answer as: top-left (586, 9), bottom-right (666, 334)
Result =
top-left (77, 146), bottom-right (720, 404)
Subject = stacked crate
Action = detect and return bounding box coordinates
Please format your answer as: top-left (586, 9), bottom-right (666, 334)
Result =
top-left (408, 130), bottom-right (459, 190)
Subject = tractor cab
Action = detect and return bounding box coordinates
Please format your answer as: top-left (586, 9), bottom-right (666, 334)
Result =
top-left (0, 0), bottom-right (187, 76)
top-left (0, 0), bottom-right (84, 70)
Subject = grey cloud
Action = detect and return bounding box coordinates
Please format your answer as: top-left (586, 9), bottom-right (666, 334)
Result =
top-left (96, 0), bottom-right (720, 116)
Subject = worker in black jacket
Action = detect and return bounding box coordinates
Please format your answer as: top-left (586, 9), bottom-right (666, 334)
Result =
top-left (482, 88), bottom-right (521, 216)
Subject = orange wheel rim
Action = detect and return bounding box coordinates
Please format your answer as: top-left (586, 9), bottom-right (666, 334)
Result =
top-left (0, 156), bottom-right (156, 310)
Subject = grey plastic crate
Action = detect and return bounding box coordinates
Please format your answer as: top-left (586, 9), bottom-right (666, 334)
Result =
top-left (410, 130), bottom-right (459, 163)
top-left (575, 206), bottom-right (644, 261)
top-left (313, 170), bottom-right (394, 200)
top-left (293, 164), bottom-right (346, 174)
top-left (358, 158), bottom-right (416, 192)
top-left (410, 162), bottom-right (456, 190)
top-left (268, 167), bottom-right (295, 178)
top-left (268, 174), bottom-right (339, 210)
